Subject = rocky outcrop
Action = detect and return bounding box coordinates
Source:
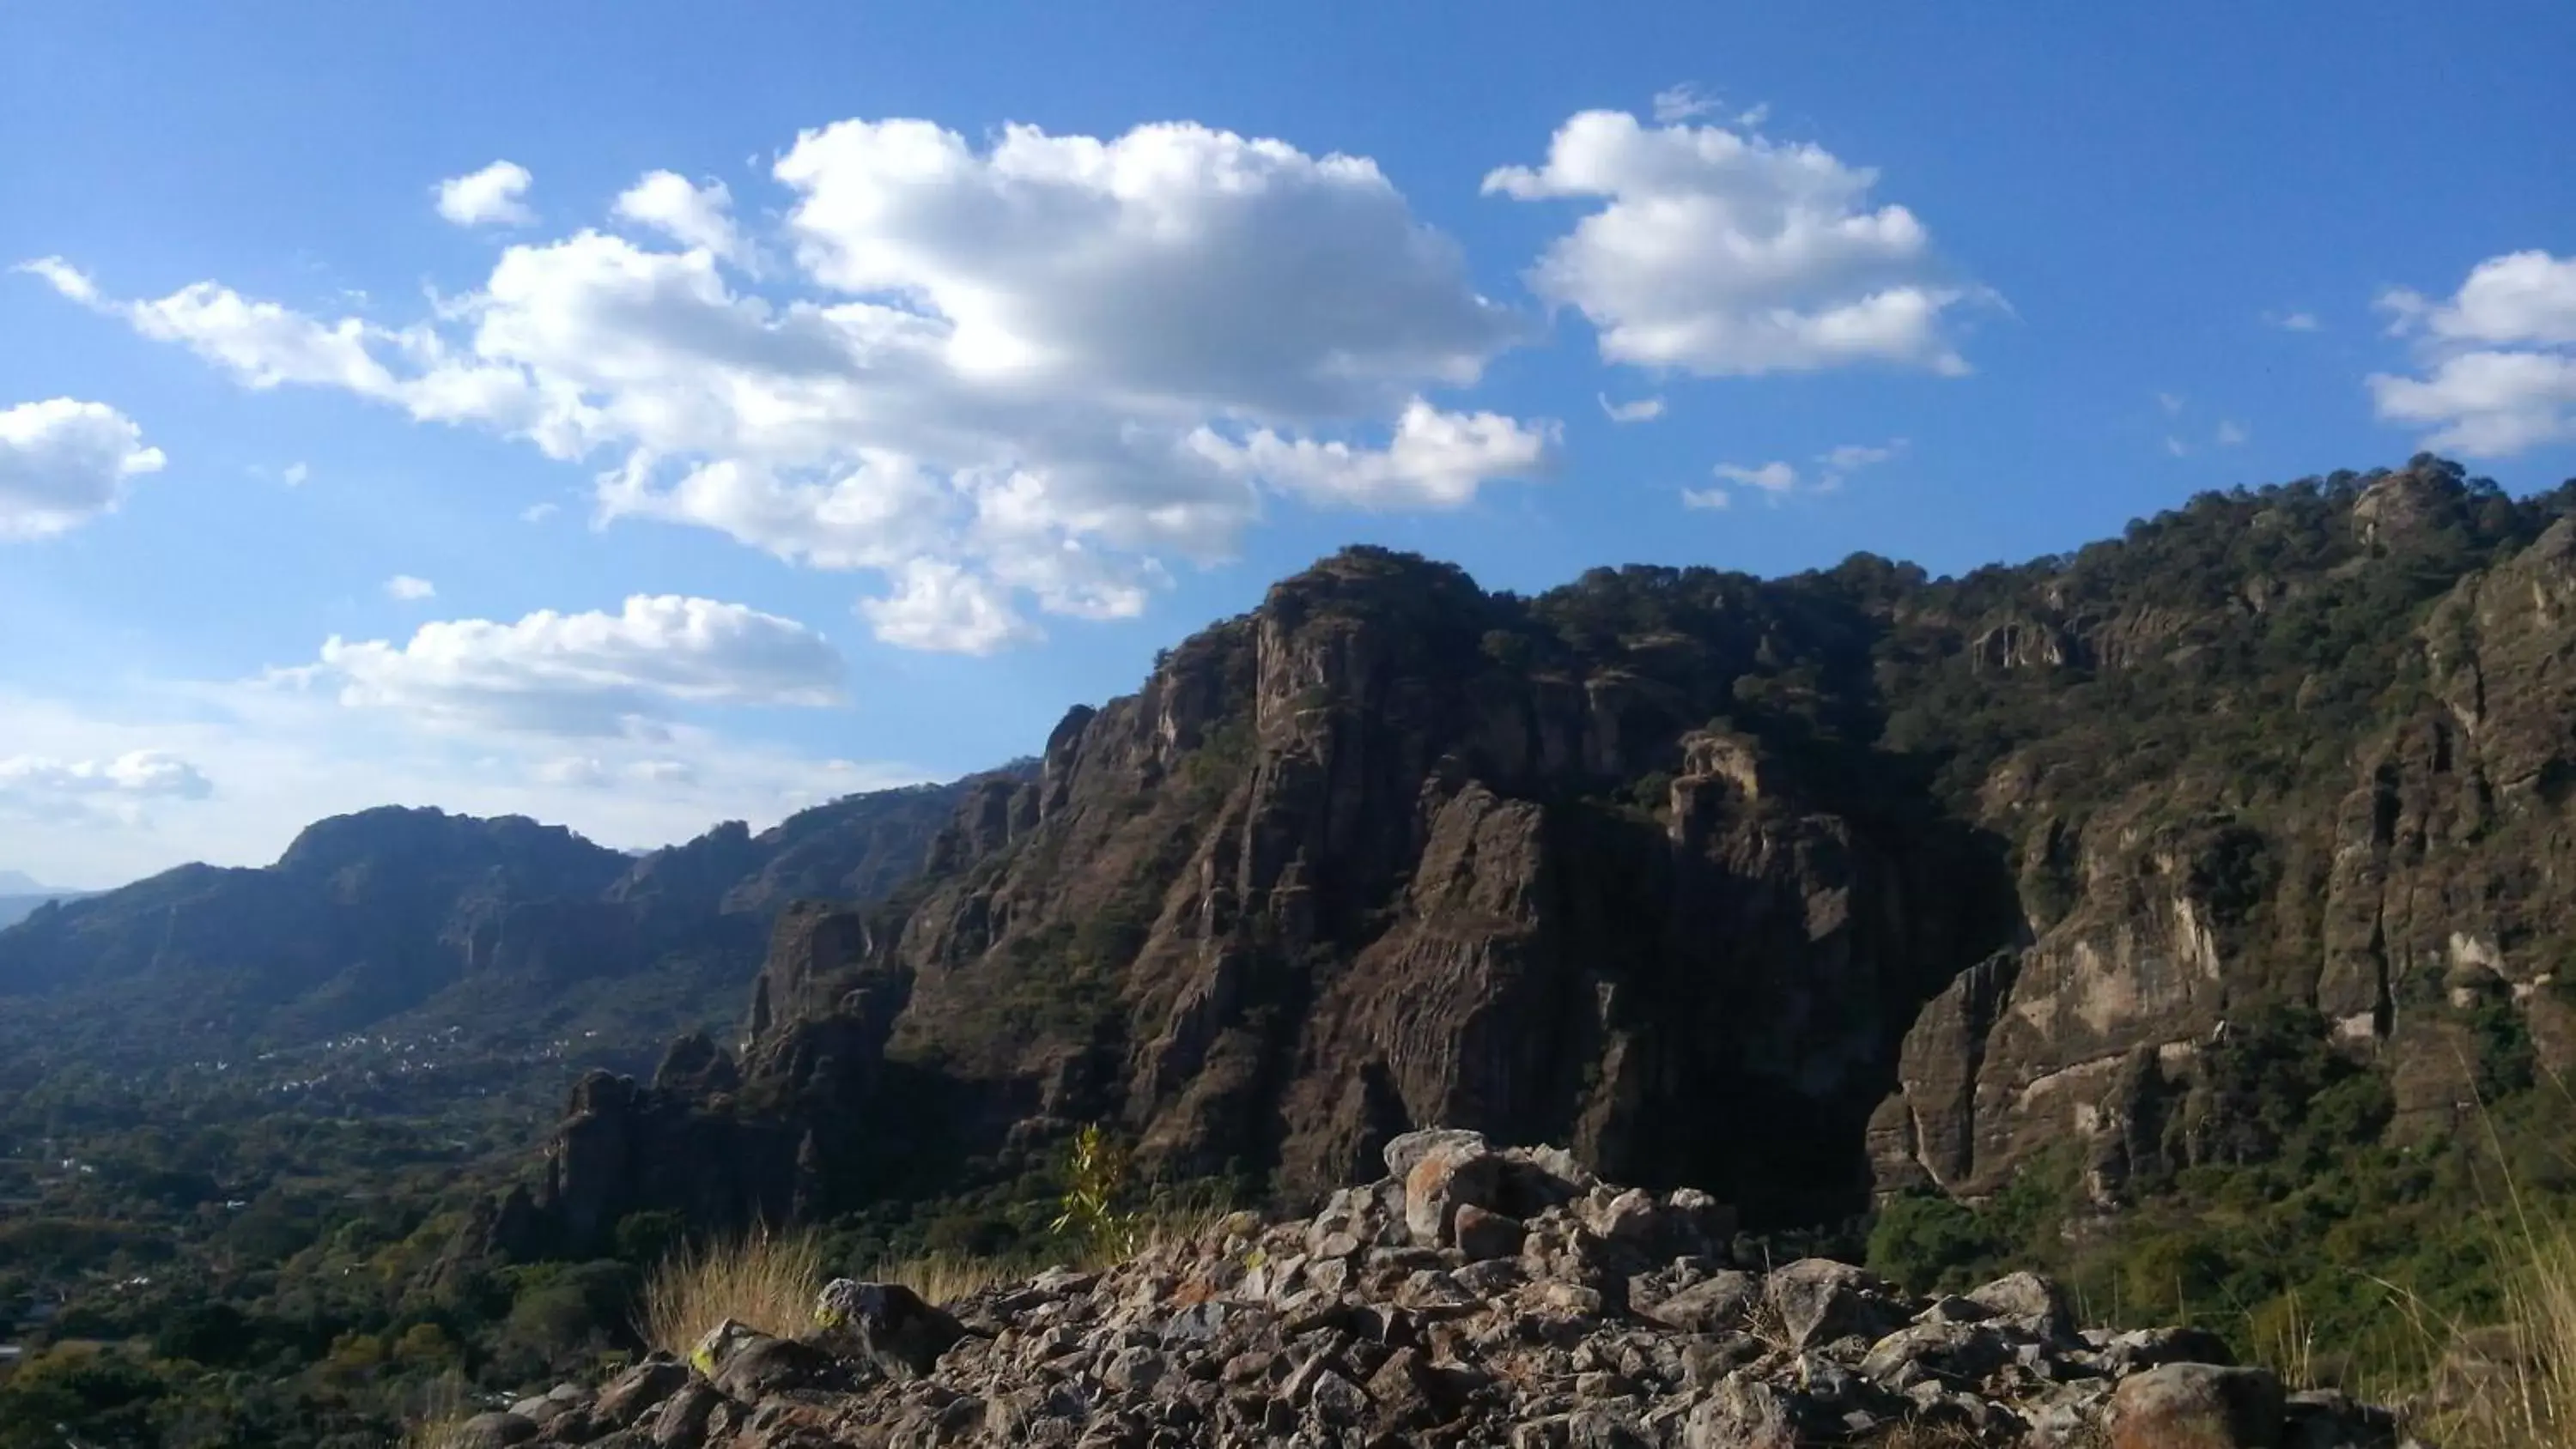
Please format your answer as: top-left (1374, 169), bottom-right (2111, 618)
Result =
top-left (568, 548), bottom-right (2020, 1240)
top-left (1870, 467), bottom-right (2576, 1203)
top-left (530, 461), bottom-right (2576, 1243)
top-left (469, 1137), bottom-right (2405, 1448)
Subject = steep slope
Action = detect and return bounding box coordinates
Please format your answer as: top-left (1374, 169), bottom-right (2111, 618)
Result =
top-left (534, 456), bottom-right (2576, 1247)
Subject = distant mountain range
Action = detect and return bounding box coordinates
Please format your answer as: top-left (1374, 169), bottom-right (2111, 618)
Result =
top-left (0, 771), bottom-right (1024, 1070)
top-left (0, 871), bottom-right (99, 929)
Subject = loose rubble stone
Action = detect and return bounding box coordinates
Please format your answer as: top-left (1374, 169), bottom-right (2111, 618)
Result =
top-left (480, 1137), bottom-right (2406, 1449)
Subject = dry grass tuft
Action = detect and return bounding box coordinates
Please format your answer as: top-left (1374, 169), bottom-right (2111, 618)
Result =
top-left (2415, 1214), bottom-right (2576, 1448)
top-left (398, 1374), bottom-right (478, 1449)
top-left (636, 1224), bottom-right (827, 1357)
top-left (864, 1249), bottom-right (1022, 1307)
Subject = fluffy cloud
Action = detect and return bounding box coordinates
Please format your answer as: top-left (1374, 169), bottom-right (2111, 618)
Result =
top-left (1187, 400), bottom-right (1555, 509)
top-left (304, 595), bottom-right (846, 736)
top-left (614, 171), bottom-right (747, 263)
top-left (775, 119), bottom-right (1522, 415)
top-left (385, 574), bottom-right (436, 601)
top-left (436, 161), bottom-right (535, 227)
top-left (0, 397), bottom-right (167, 540)
top-left (2264, 310), bottom-right (2321, 332)
top-left (0, 749), bottom-right (212, 827)
top-left (2371, 251), bottom-right (2576, 456)
top-left (1486, 110), bottom-right (1984, 376)
top-left (860, 560), bottom-right (1044, 654)
top-left (35, 118), bottom-right (1550, 651)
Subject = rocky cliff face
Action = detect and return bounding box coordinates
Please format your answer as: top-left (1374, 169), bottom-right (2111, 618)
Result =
top-left (526, 458), bottom-right (2576, 1245)
top-left (1870, 464), bottom-right (2576, 1203)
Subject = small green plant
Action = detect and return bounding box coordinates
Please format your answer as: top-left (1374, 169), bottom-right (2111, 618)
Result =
top-left (1050, 1123), bottom-right (1139, 1261)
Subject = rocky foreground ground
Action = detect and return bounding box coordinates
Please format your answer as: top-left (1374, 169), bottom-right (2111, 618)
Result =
top-left (456, 1132), bottom-right (2416, 1447)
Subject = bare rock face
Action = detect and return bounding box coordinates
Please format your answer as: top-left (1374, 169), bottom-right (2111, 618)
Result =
top-left (529, 460), bottom-right (2576, 1248)
top-left (1872, 464), bottom-right (2576, 1203)
top-left (477, 1144), bottom-right (2404, 1449)
top-left (607, 548), bottom-right (2020, 1234)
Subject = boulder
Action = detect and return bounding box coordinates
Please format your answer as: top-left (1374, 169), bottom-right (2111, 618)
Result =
top-left (1768, 1258), bottom-right (1909, 1349)
top-left (594, 1356), bottom-right (692, 1428)
top-left (2109, 1363), bottom-right (2287, 1449)
top-left (815, 1278), bottom-right (975, 1381)
top-left (1403, 1138), bottom-right (1504, 1246)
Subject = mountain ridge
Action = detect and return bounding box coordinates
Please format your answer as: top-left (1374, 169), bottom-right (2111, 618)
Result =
top-left (0, 776), bottom-right (1019, 1080)
top-left (507, 454), bottom-right (2576, 1258)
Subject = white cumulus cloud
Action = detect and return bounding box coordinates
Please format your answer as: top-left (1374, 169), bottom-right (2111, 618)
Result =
top-left (859, 559), bottom-right (1044, 655)
top-left (0, 749), bottom-right (213, 827)
top-left (2371, 250), bottom-right (2576, 457)
top-left (385, 574), bottom-right (437, 601)
top-left (613, 171), bottom-right (747, 263)
top-left (0, 397), bottom-right (167, 540)
top-left (436, 161), bottom-right (536, 227)
top-left (33, 118), bottom-right (1552, 652)
top-left (1485, 109), bottom-right (1986, 376)
top-left (302, 595), bottom-right (846, 736)
top-left (1188, 400), bottom-right (1556, 510)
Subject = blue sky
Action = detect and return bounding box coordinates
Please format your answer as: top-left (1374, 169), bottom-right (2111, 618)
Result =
top-left (4, 0), bottom-right (2573, 888)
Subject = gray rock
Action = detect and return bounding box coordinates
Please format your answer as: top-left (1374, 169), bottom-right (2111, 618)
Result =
top-left (594, 1357), bottom-right (691, 1428)
top-left (646, 1383), bottom-right (721, 1449)
top-left (1767, 1258), bottom-right (1908, 1350)
top-left (817, 1277), bottom-right (975, 1380)
top-left (713, 1334), bottom-right (842, 1399)
top-left (1967, 1270), bottom-right (2077, 1340)
top-left (1382, 1127), bottom-right (1489, 1184)
top-left (2102, 1324), bottom-right (2239, 1374)
top-left (1859, 1320), bottom-right (2011, 1390)
top-left (507, 1394), bottom-right (568, 1425)
top-left (1404, 1138), bottom-right (1504, 1246)
top-left (1682, 1372), bottom-right (1801, 1449)
top-left (1646, 1270), bottom-right (1759, 1333)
